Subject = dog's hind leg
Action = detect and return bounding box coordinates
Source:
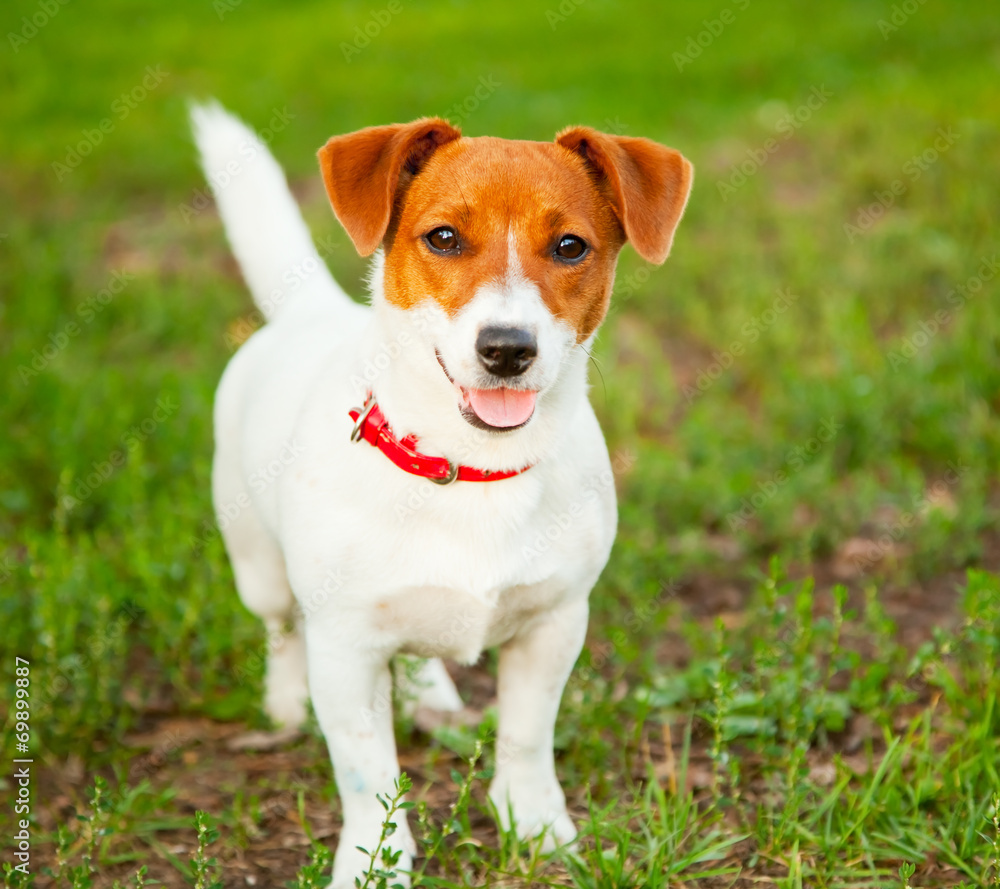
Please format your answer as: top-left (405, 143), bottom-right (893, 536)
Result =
top-left (213, 462), bottom-right (310, 743)
top-left (395, 657), bottom-right (474, 732)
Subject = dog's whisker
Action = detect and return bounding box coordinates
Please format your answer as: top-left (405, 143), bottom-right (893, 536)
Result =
top-left (580, 342), bottom-right (608, 407)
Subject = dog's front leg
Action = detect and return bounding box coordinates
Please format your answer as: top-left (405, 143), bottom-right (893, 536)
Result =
top-left (306, 631), bottom-right (414, 888)
top-left (489, 597), bottom-right (589, 850)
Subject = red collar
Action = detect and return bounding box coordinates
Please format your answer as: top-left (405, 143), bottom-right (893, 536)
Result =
top-left (349, 394), bottom-right (533, 484)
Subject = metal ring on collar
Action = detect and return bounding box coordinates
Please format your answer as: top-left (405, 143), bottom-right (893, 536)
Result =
top-left (430, 460), bottom-right (459, 485)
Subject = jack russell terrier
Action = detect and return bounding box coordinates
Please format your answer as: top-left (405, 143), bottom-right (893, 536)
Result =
top-left (191, 101), bottom-right (692, 887)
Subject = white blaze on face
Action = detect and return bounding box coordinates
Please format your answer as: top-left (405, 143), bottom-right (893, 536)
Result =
top-left (504, 227), bottom-right (528, 293)
top-left (387, 227), bottom-right (580, 431)
top-left (436, 228), bottom-right (575, 397)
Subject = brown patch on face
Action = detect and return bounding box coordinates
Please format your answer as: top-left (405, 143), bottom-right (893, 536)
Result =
top-left (317, 118), bottom-right (462, 257)
top-left (382, 137), bottom-right (627, 343)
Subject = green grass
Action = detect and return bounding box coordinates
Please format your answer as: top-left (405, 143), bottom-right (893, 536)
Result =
top-left (2, 0), bottom-right (999, 886)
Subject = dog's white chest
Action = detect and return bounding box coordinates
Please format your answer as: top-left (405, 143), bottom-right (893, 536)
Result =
top-left (370, 576), bottom-right (569, 664)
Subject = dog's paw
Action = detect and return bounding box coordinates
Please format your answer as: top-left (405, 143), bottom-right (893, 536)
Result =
top-left (331, 825), bottom-right (414, 889)
top-left (489, 776), bottom-right (577, 850)
top-left (263, 687), bottom-right (308, 731)
top-left (530, 807), bottom-right (577, 852)
top-left (264, 665), bottom-right (309, 730)
top-left (412, 704), bottom-right (481, 734)
top-left (226, 725), bottom-right (300, 751)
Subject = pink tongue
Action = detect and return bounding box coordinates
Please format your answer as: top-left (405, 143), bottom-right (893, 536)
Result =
top-left (466, 388), bottom-right (537, 428)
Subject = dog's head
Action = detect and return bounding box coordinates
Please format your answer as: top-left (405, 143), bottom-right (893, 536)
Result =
top-left (319, 119), bottom-right (692, 434)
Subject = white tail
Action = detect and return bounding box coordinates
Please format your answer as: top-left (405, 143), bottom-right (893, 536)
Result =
top-left (189, 100), bottom-right (350, 322)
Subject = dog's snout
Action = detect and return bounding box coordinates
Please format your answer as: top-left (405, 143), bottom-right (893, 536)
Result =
top-left (476, 327), bottom-right (537, 377)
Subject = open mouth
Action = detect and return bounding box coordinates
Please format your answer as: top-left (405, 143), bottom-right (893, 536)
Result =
top-left (435, 350), bottom-right (537, 431)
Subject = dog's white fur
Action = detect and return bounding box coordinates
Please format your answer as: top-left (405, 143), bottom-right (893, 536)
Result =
top-left (192, 103), bottom-right (617, 887)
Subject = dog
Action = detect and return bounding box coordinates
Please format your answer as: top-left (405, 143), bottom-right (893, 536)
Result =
top-left (190, 101), bottom-right (692, 887)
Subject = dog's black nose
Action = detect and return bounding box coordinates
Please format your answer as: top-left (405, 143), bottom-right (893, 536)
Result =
top-left (476, 327), bottom-right (537, 378)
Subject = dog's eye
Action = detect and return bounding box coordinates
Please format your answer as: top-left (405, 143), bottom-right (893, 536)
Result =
top-left (425, 227), bottom-right (460, 254)
top-left (554, 235), bottom-right (588, 263)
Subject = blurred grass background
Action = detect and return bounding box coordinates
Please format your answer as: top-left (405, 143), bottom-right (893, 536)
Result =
top-left (1, 0), bottom-right (999, 885)
top-left (2, 0), bottom-right (998, 783)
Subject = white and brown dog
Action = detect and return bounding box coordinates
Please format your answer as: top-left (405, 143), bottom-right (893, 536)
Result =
top-left (191, 102), bottom-right (691, 887)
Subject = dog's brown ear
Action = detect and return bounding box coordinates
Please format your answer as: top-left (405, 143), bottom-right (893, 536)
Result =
top-left (318, 118), bottom-right (462, 256)
top-left (555, 126), bottom-right (693, 264)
